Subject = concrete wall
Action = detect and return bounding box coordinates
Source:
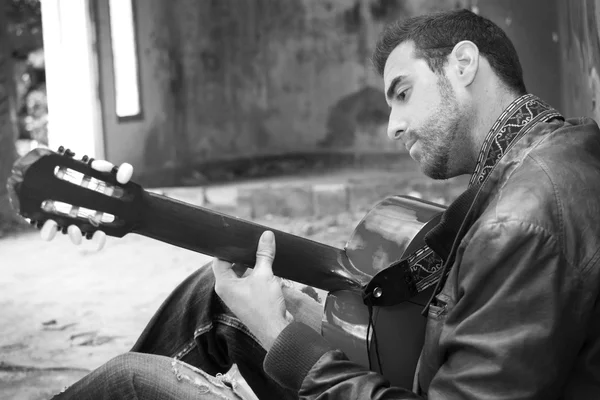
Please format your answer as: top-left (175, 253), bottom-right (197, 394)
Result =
top-left (95, 0), bottom-right (576, 183)
top-left (97, 0), bottom-right (468, 181)
top-left (473, 0), bottom-right (561, 112)
top-left (557, 0), bottom-right (600, 119)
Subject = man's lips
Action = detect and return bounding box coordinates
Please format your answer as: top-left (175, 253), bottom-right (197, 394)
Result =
top-left (402, 134), bottom-right (417, 150)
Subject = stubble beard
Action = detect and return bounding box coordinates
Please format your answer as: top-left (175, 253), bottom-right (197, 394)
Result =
top-left (418, 75), bottom-right (463, 180)
top-left (419, 101), bottom-right (461, 180)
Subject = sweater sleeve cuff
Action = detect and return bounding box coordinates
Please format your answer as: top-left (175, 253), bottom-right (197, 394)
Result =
top-left (263, 321), bottom-right (333, 391)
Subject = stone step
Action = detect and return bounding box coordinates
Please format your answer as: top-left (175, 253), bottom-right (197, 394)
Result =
top-left (151, 170), bottom-right (470, 220)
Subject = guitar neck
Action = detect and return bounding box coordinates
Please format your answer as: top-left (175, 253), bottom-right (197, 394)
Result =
top-left (133, 190), bottom-right (365, 292)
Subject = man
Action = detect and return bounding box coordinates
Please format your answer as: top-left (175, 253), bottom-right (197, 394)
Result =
top-left (48, 8), bottom-right (600, 399)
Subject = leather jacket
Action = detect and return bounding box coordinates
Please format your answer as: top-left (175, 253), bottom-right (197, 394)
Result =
top-left (263, 99), bottom-right (600, 399)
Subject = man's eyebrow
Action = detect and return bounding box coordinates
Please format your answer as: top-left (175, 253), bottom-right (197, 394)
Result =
top-left (386, 75), bottom-right (407, 101)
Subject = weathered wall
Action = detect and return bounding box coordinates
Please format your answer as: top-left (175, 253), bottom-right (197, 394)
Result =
top-left (473, 0), bottom-right (561, 112)
top-left (96, 0), bottom-right (569, 182)
top-left (98, 0), bottom-right (468, 179)
top-left (557, 0), bottom-right (600, 119)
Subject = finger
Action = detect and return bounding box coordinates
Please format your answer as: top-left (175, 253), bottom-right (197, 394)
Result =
top-left (116, 163), bottom-right (134, 184)
top-left (284, 310), bottom-right (294, 323)
top-left (90, 230), bottom-right (107, 252)
top-left (40, 220), bottom-right (58, 241)
top-left (254, 231), bottom-right (276, 277)
top-left (211, 257), bottom-right (238, 281)
top-left (68, 225), bottom-right (83, 245)
top-left (283, 289), bottom-right (323, 333)
top-left (279, 278), bottom-right (294, 289)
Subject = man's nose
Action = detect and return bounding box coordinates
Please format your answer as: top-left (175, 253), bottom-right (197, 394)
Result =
top-left (387, 117), bottom-right (408, 141)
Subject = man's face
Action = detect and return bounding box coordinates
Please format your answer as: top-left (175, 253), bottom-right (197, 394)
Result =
top-left (383, 41), bottom-right (465, 180)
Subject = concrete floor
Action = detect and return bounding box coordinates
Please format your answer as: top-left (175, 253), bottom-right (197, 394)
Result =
top-left (0, 167), bottom-right (467, 399)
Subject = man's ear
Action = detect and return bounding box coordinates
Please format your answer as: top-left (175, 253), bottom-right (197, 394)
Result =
top-left (449, 40), bottom-right (479, 87)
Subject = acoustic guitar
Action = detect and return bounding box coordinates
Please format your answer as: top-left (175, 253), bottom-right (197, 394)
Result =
top-left (7, 147), bottom-right (446, 389)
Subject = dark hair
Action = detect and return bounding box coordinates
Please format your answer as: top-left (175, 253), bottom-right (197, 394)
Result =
top-left (372, 9), bottom-right (527, 95)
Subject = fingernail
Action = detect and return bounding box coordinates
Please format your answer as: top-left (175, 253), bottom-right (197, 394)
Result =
top-left (260, 231), bottom-right (274, 244)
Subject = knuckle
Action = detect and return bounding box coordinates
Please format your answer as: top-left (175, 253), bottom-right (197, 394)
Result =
top-left (256, 249), bottom-right (274, 260)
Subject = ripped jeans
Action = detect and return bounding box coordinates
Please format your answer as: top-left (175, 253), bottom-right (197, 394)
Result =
top-left (51, 263), bottom-right (324, 400)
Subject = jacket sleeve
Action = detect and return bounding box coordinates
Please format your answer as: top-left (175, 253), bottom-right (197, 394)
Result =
top-left (425, 220), bottom-right (587, 399)
top-left (264, 321), bottom-right (422, 399)
top-left (263, 219), bottom-right (590, 399)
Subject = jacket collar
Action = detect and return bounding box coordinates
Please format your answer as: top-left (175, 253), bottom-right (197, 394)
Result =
top-left (468, 93), bottom-right (563, 187)
top-left (419, 95), bottom-right (562, 289)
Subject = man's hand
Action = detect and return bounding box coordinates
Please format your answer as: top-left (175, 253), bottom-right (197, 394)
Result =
top-left (39, 159), bottom-right (134, 252)
top-left (212, 231), bottom-right (291, 351)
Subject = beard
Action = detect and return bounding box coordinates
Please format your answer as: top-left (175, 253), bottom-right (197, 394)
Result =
top-left (413, 75), bottom-right (464, 180)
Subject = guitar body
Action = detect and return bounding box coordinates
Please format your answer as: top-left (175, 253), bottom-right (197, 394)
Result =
top-left (323, 195), bottom-right (445, 388)
top-left (7, 148), bottom-right (447, 389)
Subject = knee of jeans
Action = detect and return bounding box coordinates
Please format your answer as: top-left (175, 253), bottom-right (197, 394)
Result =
top-left (103, 353), bottom-right (149, 385)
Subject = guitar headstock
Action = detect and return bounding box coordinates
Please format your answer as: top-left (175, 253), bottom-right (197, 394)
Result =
top-left (7, 146), bottom-right (143, 238)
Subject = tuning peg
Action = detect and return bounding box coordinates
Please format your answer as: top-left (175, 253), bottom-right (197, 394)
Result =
top-left (90, 160), bottom-right (114, 173)
top-left (81, 155), bottom-right (89, 163)
top-left (67, 225), bottom-right (83, 245)
top-left (40, 220), bottom-right (59, 241)
top-left (115, 163), bottom-right (133, 184)
top-left (57, 146), bottom-right (74, 157)
top-left (57, 145), bottom-right (75, 157)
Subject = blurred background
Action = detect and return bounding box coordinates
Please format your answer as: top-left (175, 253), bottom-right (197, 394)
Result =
top-left (0, 0), bottom-right (597, 227)
top-left (0, 0), bottom-right (597, 398)
top-left (2, 0), bottom-right (592, 231)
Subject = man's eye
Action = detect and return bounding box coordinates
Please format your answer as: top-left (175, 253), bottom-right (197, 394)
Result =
top-left (396, 89), bottom-right (409, 101)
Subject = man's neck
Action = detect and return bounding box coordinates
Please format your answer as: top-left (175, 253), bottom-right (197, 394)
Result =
top-left (469, 89), bottom-right (521, 163)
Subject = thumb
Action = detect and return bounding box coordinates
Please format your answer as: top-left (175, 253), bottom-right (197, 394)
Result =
top-left (254, 231), bottom-right (276, 277)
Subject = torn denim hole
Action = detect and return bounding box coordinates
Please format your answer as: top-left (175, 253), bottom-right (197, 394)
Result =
top-left (170, 358), bottom-right (246, 400)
